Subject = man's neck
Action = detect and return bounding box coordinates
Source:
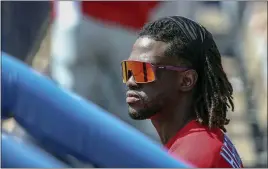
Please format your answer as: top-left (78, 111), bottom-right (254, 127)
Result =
top-left (150, 99), bottom-right (194, 145)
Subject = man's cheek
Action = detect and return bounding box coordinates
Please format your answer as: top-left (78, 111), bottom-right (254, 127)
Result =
top-left (144, 92), bottom-right (158, 101)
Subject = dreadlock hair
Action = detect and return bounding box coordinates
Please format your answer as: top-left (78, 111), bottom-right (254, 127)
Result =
top-left (138, 16), bottom-right (234, 132)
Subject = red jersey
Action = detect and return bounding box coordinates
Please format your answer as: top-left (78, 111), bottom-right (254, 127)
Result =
top-left (165, 120), bottom-right (244, 168)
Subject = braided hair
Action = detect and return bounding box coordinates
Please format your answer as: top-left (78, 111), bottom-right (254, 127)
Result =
top-left (138, 16), bottom-right (234, 132)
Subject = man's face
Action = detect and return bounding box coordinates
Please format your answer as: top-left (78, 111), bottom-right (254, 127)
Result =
top-left (124, 36), bottom-right (181, 120)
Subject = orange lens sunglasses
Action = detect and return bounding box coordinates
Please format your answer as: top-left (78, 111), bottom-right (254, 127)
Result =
top-left (121, 60), bottom-right (190, 83)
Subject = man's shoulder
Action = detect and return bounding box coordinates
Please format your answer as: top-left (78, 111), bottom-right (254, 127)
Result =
top-left (168, 128), bottom-right (224, 167)
top-left (170, 126), bottom-right (224, 149)
top-left (168, 129), bottom-right (243, 168)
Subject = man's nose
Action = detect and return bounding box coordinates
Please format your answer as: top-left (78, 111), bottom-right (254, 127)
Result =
top-left (126, 75), bottom-right (138, 89)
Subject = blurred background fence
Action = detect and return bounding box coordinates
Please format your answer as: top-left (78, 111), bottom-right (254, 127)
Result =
top-left (1, 1), bottom-right (267, 167)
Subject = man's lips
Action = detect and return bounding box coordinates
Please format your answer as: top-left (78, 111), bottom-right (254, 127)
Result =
top-left (126, 91), bottom-right (141, 104)
top-left (126, 97), bottom-right (140, 104)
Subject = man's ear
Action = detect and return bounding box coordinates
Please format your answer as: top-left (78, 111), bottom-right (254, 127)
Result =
top-left (178, 70), bottom-right (198, 92)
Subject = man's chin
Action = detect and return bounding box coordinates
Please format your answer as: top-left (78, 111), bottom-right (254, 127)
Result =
top-left (128, 112), bottom-right (147, 120)
top-left (128, 106), bottom-right (156, 120)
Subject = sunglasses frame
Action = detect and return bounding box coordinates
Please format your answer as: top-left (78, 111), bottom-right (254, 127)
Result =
top-left (121, 60), bottom-right (191, 83)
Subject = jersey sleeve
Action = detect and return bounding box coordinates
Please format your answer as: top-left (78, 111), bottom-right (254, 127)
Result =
top-left (214, 137), bottom-right (243, 168)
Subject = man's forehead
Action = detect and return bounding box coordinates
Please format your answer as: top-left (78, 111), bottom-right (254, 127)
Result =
top-left (134, 37), bottom-right (155, 49)
top-left (133, 37), bottom-right (168, 51)
top-left (130, 37), bottom-right (170, 64)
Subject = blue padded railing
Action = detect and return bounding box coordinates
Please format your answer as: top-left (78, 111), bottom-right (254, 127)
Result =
top-left (1, 52), bottom-right (190, 168)
top-left (1, 131), bottom-right (68, 168)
